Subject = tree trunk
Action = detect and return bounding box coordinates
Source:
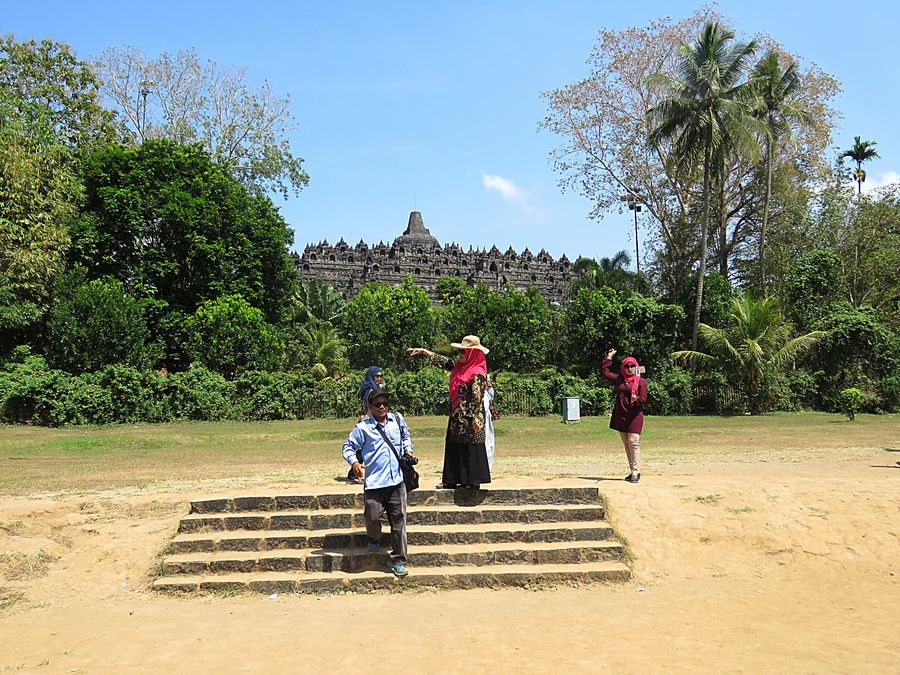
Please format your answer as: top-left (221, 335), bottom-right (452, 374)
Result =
top-left (761, 137), bottom-right (773, 296)
top-left (718, 176), bottom-right (728, 277)
top-left (692, 143), bottom-right (712, 351)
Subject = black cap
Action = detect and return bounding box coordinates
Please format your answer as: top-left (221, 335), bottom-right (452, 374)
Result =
top-left (367, 387), bottom-right (390, 402)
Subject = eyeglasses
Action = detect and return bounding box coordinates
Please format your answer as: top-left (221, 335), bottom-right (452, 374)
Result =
top-left (369, 400), bottom-right (389, 408)
top-left (625, 365), bottom-right (637, 369)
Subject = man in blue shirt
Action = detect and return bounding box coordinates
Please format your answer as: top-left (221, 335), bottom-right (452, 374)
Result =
top-left (342, 387), bottom-right (415, 577)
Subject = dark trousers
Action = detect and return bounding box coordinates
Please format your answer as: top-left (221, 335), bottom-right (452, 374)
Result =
top-left (363, 482), bottom-right (408, 564)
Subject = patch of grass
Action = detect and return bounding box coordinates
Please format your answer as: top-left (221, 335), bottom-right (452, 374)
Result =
top-left (0, 550), bottom-right (57, 581)
top-left (200, 583), bottom-right (247, 598)
top-left (82, 500), bottom-right (184, 524)
top-left (0, 413), bottom-right (897, 495)
top-left (0, 586), bottom-right (25, 611)
top-left (726, 506), bottom-right (755, 514)
top-left (0, 520), bottom-right (24, 532)
top-left (691, 494), bottom-right (723, 505)
top-left (808, 508), bottom-right (829, 519)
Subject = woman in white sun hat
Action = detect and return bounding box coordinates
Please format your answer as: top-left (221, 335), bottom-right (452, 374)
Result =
top-left (407, 335), bottom-right (492, 490)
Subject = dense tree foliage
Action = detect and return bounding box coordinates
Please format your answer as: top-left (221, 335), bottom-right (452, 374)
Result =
top-left (45, 272), bottom-right (163, 372)
top-left (187, 294), bottom-right (284, 378)
top-left (342, 276), bottom-right (438, 370)
top-left (437, 282), bottom-right (553, 372)
top-left (564, 287), bottom-right (684, 375)
top-left (0, 35), bottom-right (117, 154)
top-left (72, 140), bottom-right (297, 320)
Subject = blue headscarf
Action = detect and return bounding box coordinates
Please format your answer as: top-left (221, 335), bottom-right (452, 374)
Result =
top-left (359, 365), bottom-right (383, 402)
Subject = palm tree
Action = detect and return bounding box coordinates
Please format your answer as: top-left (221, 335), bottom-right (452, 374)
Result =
top-left (647, 22), bottom-right (762, 349)
top-left (300, 324), bottom-right (347, 379)
top-left (752, 51), bottom-right (807, 293)
top-left (672, 293), bottom-right (826, 414)
top-left (294, 279), bottom-right (345, 326)
top-left (840, 136), bottom-right (879, 195)
top-left (565, 251), bottom-right (636, 298)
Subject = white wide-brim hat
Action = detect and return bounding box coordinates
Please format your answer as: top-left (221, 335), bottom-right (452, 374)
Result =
top-left (450, 335), bottom-right (489, 354)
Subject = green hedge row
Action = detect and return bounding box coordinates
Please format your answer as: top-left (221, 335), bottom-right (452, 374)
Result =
top-left (5, 355), bottom-right (891, 427)
top-left (0, 355), bottom-right (708, 426)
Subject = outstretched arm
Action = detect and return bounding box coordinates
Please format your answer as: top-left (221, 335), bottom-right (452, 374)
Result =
top-left (600, 348), bottom-right (618, 383)
top-left (408, 347), bottom-right (452, 370)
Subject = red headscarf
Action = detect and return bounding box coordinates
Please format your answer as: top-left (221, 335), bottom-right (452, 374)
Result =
top-left (621, 356), bottom-right (641, 398)
top-left (449, 349), bottom-right (488, 411)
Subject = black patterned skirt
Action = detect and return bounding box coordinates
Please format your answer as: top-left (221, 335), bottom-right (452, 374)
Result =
top-left (441, 439), bottom-right (492, 487)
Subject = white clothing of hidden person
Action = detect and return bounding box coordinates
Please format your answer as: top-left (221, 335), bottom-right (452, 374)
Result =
top-left (483, 385), bottom-right (495, 471)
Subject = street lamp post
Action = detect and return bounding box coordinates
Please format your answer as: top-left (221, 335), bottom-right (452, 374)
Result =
top-left (138, 80), bottom-right (155, 139)
top-left (619, 195), bottom-right (642, 273)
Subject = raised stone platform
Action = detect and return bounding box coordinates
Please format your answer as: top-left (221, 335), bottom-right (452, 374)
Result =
top-left (151, 486), bottom-right (630, 593)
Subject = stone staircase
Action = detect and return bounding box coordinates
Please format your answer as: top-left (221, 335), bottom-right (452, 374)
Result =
top-left (151, 486), bottom-right (631, 594)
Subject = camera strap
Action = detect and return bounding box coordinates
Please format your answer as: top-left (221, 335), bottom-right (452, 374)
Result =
top-left (376, 414), bottom-right (405, 465)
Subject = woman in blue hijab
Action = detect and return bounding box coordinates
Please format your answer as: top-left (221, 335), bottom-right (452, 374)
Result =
top-left (359, 365), bottom-right (384, 407)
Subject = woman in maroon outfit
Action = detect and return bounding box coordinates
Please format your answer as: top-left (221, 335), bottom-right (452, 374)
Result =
top-left (601, 348), bottom-right (649, 483)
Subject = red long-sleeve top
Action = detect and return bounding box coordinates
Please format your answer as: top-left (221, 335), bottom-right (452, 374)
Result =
top-left (601, 359), bottom-right (649, 434)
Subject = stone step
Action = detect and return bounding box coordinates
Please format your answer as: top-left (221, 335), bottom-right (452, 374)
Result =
top-left (152, 561), bottom-right (632, 594)
top-left (168, 521), bottom-right (615, 553)
top-left (189, 486), bottom-right (603, 514)
top-left (162, 540), bottom-right (624, 575)
top-left (177, 504), bottom-right (606, 534)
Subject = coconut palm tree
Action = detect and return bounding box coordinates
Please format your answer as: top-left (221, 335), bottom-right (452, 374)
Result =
top-left (300, 324), bottom-right (347, 379)
top-left (565, 251), bottom-right (638, 298)
top-left (294, 279), bottom-right (345, 326)
top-left (647, 22), bottom-right (763, 349)
top-left (840, 136), bottom-right (879, 195)
top-left (672, 293), bottom-right (826, 414)
top-left (752, 51), bottom-right (808, 293)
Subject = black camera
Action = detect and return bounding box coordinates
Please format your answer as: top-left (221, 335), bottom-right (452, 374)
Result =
top-left (400, 454), bottom-right (418, 467)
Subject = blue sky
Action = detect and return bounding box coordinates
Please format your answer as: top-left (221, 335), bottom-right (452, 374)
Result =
top-left (3, 1), bottom-right (896, 266)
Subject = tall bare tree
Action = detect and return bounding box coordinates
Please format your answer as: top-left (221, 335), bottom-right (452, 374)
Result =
top-left (95, 46), bottom-right (309, 198)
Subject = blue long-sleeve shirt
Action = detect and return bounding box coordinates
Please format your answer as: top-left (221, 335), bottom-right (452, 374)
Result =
top-left (342, 412), bottom-right (413, 490)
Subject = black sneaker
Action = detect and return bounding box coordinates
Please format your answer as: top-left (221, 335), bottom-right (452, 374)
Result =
top-left (625, 472), bottom-right (641, 483)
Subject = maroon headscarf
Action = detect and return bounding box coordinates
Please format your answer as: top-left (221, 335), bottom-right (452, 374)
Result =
top-left (449, 349), bottom-right (488, 411)
top-left (621, 356), bottom-right (641, 398)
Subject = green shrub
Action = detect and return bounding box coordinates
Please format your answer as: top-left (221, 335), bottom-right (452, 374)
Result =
top-left (541, 369), bottom-right (612, 417)
top-left (875, 372), bottom-right (900, 413)
top-left (390, 366), bottom-right (449, 416)
top-left (164, 367), bottom-right (234, 421)
top-left (763, 368), bottom-right (820, 412)
top-left (233, 371), bottom-right (309, 420)
top-left (0, 356), bottom-right (76, 425)
top-left (838, 387), bottom-right (865, 420)
top-left (86, 365), bottom-right (170, 423)
top-left (299, 376), bottom-right (358, 419)
top-left (645, 365), bottom-right (693, 416)
top-left (493, 374), bottom-right (553, 416)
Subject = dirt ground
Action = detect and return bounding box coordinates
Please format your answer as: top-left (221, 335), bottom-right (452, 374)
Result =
top-left (1, 447), bottom-right (897, 673)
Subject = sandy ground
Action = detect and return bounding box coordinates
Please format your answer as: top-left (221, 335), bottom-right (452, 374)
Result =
top-left (1, 448), bottom-right (898, 673)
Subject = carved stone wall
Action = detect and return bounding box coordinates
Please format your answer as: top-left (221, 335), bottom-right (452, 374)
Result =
top-left (294, 211), bottom-right (574, 302)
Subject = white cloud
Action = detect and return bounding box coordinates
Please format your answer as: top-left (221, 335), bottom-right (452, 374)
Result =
top-left (482, 172), bottom-right (524, 200)
top-left (862, 170), bottom-right (900, 194)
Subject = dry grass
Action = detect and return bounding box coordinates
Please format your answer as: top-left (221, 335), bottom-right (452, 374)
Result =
top-left (0, 551), bottom-right (57, 582)
top-left (0, 586), bottom-right (25, 611)
top-left (0, 413), bottom-right (896, 496)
